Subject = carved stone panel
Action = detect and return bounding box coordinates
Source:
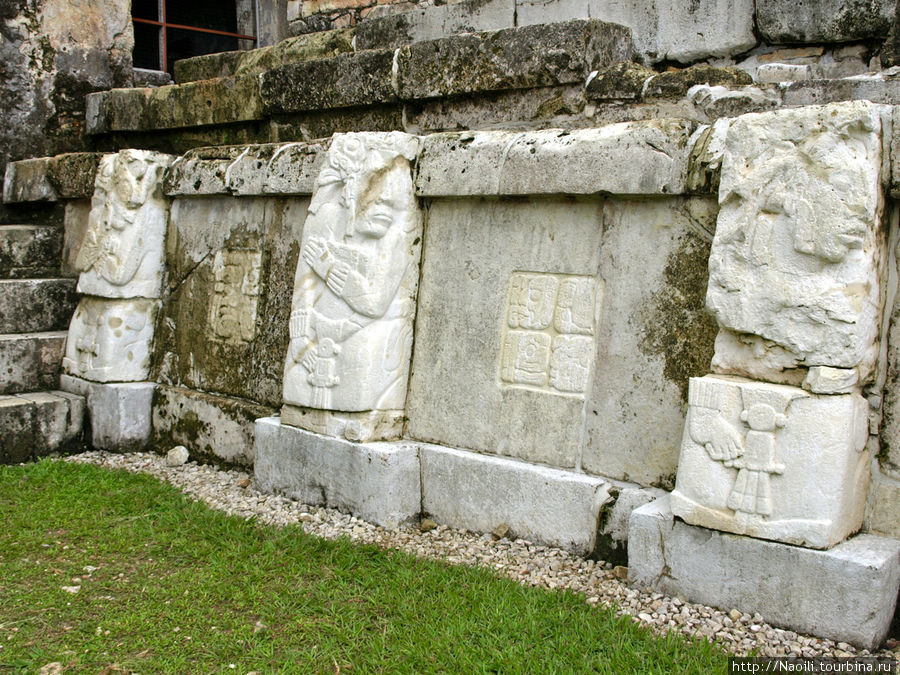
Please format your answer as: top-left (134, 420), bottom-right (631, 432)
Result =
top-left (76, 150), bottom-right (174, 299)
top-left (282, 132), bottom-right (422, 416)
top-left (62, 296), bottom-right (159, 383)
top-left (208, 249), bottom-right (262, 344)
top-left (670, 375), bottom-right (870, 549)
top-left (499, 272), bottom-right (600, 398)
top-left (708, 101), bottom-right (885, 385)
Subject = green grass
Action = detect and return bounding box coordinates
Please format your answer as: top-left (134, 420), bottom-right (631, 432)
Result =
top-left (0, 460), bottom-right (728, 674)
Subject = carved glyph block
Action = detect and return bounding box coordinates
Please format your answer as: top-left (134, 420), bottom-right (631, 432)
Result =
top-left (708, 101), bottom-right (885, 384)
top-left (76, 150), bottom-right (173, 299)
top-left (208, 249), bottom-right (262, 344)
top-left (670, 375), bottom-right (870, 549)
top-left (283, 132), bottom-right (422, 415)
top-left (62, 296), bottom-right (159, 383)
top-left (499, 272), bottom-right (601, 397)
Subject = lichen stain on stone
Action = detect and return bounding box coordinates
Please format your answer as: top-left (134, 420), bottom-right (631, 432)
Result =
top-left (638, 231), bottom-right (717, 403)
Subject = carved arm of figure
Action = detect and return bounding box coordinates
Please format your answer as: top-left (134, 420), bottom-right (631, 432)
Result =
top-left (287, 309), bottom-right (316, 370)
top-left (688, 379), bottom-right (743, 462)
top-left (324, 231), bottom-right (407, 320)
top-left (302, 237), bottom-right (335, 280)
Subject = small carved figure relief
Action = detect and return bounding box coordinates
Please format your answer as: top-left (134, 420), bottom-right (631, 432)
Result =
top-left (208, 249), bottom-right (262, 344)
top-left (499, 272), bottom-right (599, 397)
top-left (62, 297), bottom-right (159, 383)
top-left (75, 150), bottom-right (173, 299)
top-left (282, 132), bottom-right (422, 413)
top-left (708, 102), bottom-right (884, 382)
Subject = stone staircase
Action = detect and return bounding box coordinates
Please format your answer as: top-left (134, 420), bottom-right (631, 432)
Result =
top-left (0, 220), bottom-right (84, 463)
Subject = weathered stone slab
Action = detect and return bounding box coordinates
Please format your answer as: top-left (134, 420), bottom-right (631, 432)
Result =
top-left (16, 390), bottom-right (84, 457)
top-left (671, 376), bottom-right (870, 549)
top-left (516, 0), bottom-right (755, 64)
top-left (866, 471), bottom-right (900, 539)
top-left (0, 278), bottom-right (77, 333)
top-left (415, 122), bottom-right (693, 197)
top-left (3, 158), bottom-right (58, 203)
top-left (0, 331), bottom-right (67, 395)
top-left (593, 485), bottom-right (666, 564)
top-left (151, 385), bottom-right (272, 465)
top-left (61, 200), bottom-right (91, 278)
top-left (407, 198), bottom-right (602, 468)
top-left (254, 417), bottom-right (421, 528)
top-left (156, 197), bottom-right (304, 409)
top-left (0, 224), bottom-right (63, 279)
top-left (581, 198), bottom-right (718, 486)
top-left (0, 395), bottom-right (35, 463)
top-left (281, 405), bottom-right (404, 442)
top-left (629, 496), bottom-right (900, 649)
top-left (396, 20), bottom-right (632, 101)
top-left (756, 0), bottom-right (894, 44)
top-left (60, 374), bottom-right (155, 452)
top-left (782, 77), bottom-right (900, 109)
top-left (76, 150), bottom-right (174, 299)
top-left (685, 119), bottom-right (730, 194)
top-left (282, 133), bottom-right (421, 427)
top-left (260, 49), bottom-right (396, 115)
top-left (420, 443), bottom-right (612, 555)
top-left (709, 102), bottom-right (886, 385)
top-left (62, 297), bottom-right (159, 383)
top-left (354, 0), bottom-right (514, 50)
top-left (2, 153), bottom-right (105, 204)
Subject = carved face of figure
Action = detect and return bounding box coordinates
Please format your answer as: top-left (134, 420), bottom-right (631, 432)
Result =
top-left (355, 167), bottom-right (408, 239)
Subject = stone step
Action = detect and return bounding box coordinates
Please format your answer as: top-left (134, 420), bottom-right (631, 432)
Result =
top-left (0, 390), bottom-right (85, 464)
top-left (0, 278), bottom-right (77, 333)
top-left (0, 224), bottom-right (63, 279)
top-left (0, 331), bottom-right (67, 395)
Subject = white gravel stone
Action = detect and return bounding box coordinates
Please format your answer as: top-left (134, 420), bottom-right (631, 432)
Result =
top-left (166, 445), bottom-right (189, 466)
top-left (64, 450), bottom-right (898, 657)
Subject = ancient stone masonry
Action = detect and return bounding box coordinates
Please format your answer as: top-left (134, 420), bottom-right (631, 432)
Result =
top-left (281, 132), bottom-right (422, 442)
top-left (208, 250), bottom-right (263, 345)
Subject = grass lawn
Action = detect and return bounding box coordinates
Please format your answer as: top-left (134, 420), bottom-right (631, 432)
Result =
top-left (0, 459), bottom-right (729, 673)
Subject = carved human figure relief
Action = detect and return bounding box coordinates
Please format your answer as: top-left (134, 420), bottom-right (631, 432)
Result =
top-left (282, 132), bottom-right (422, 413)
top-left (498, 272), bottom-right (601, 397)
top-left (76, 150), bottom-right (174, 299)
top-left (208, 249), bottom-right (262, 344)
top-left (62, 297), bottom-right (159, 382)
top-left (707, 101), bottom-right (885, 385)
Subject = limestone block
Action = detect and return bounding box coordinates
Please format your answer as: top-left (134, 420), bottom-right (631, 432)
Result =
top-left (60, 374), bottom-right (155, 452)
top-left (420, 443), bottom-right (612, 555)
top-left (670, 376), bottom-right (870, 549)
top-left (151, 385), bottom-right (273, 465)
top-left (281, 405), bottom-right (404, 442)
top-left (629, 496), bottom-right (900, 649)
top-left (415, 122), bottom-right (693, 197)
top-left (254, 417), bottom-right (421, 528)
top-left (76, 150), bottom-right (174, 299)
top-left (17, 391), bottom-right (85, 457)
top-left (685, 118), bottom-right (730, 194)
top-left (62, 201), bottom-right (91, 278)
top-left (866, 471), bottom-right (900, 538)
top-left (63, 297), bottom-right (159, 383)
top-left (756, 0), bottom-right (894, 44)
top-left (709, 102), bottom-right (886, 385)
top-left (802, 366), bottom-right (859, 394)
top-left (282, 133), bottom-right (422, 419)
top-left (2, 158), bottom-right (58, 203)
top-left (0, 224), bottom-right (63, 279)
top-left (406, 198), bottom-right (602, 468)
top-left (594, 485), bottom-right (666, 564)
top-left (784, 77), bottom-right (900, 111)
top-left (0, 331), bottom-right (67, 395)
top-left (0, 396), bottom-right (35, 464)
top-left (0, 278), bottom-right (78, 333)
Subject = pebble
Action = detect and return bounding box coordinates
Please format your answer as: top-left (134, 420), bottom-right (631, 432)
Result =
top-left (166, 446), bottom-right (189, 467)
top-left (65, 450), bottom-right (892, 659)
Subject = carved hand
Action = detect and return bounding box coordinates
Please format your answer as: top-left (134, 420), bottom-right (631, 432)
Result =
top-left (689, 407), bottom-right (743, 462)
top-left (303, 238), bottom-right (333, 279)
top-left (300, 350), bottom-right (318, 373)
top-left (326, 260), bottom-right (351, 296)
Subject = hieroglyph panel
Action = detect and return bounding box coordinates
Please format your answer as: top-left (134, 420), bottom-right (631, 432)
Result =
top-left (62, 296), bottom-right (159, 383)
top-left (499, 272), bottom-right (601, 397)
top-left (670, 375), bottom-right (869, 549)
top-left (76, 150), bottom-right (174, 299)
top-left (208, 249), bottom-right (262, 344)
top-left (283, 132), bottom-right (422, 413)
top-left (708, 101), bottom-right (885, 385)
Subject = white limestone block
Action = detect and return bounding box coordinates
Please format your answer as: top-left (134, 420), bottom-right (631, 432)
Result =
top-left (62, 297), bottom-right (159, 383)
top-left (76, 150), bottom-right (174, 299)
top-left (282, 132), bottom-right (422, 415)
top-left (60, 374), bottom-right (154, 451)
top-left (709, 101), bottom-right (886, 384)
top-left (803, 366), bottom-right (859, 394)
top-left (670, 375), bottom-right (870, 549)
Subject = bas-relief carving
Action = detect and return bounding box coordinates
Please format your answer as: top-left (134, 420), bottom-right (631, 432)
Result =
top-left (499, 272), bottom-right (600, 397)
top-left (708, 102), bottom-right (885, 384)
top-left (76, 150), bottom-right (173, 300)
top-left (282, 132), bottom-right (422, 414)
top-left (62, 297), bottom-right (159, 383)
top-left (208, 249), bottom-right (262, 344)
top-left (670, 375), bottom-right (870, 549)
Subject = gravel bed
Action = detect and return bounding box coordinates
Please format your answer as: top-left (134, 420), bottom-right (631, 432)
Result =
top-left (65, 450), bottom-right (898, 659)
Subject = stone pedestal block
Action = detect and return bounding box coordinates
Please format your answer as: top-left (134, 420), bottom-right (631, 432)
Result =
top-left (253, 417), bottom-right (421, 529)
top-left (60, 374), bottom-right (154, 451)
top-left (629, 496), bottom-right (900, 650)
top-left (671, 375), bottom-right (869, 549)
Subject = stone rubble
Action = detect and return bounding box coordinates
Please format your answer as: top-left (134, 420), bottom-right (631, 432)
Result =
top-left (64, 450), bottom-right (898, 659)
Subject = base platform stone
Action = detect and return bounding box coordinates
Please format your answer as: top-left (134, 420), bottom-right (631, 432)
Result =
top-left (628, 496), bottom-right (900, 649)
top-left (419, 444), bottom-right (612, 555)
top-left (253, 417), bottom-right (421, 529)
top-left (281, 404), bottom-right (404, 442)
top-left (60, 374), bottom-right (153, 451)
